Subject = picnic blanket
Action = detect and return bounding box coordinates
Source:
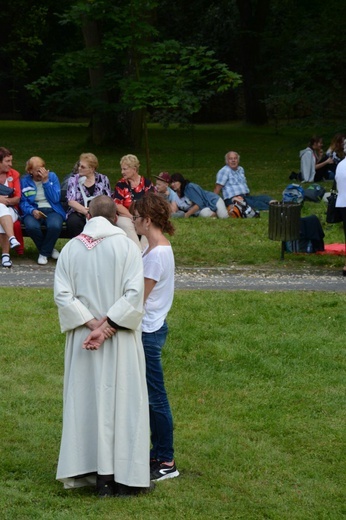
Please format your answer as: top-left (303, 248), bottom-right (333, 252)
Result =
top-left (316, 243), bottom-right (346, 255)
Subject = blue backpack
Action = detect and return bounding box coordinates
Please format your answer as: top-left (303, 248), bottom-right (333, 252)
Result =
top-left (282, 184), bottom-right (304, 204)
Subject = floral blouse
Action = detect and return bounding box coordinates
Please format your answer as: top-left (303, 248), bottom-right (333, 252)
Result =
top-left (113, 176), bottom-right (154, 209)
top-left (66, 172), bottom-right (111, 216)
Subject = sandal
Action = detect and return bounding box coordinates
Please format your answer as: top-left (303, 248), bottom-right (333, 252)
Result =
top-left (2, 253), bottom-right (12, 268)
top-left (9, 236), bottom-right (20, 249)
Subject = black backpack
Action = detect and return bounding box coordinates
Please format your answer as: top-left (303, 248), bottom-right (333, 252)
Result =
top-left (304, 183), bottom-right (326, 202)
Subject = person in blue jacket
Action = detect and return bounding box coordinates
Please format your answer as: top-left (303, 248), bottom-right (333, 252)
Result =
top-left (170, 173), bottom-right (228, 219)
top-left (20, 156), bottom-right (66, 265)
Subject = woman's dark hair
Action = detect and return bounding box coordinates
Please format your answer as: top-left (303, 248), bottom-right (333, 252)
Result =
top-left (329, 133), bottom-right (345, 156)
top-left (0, 147), bottom-right (12, 162)
top-left (170, 172), bottom-right (190, 198)
top-left (308, 135), bottom-right (322, 148)
top-left (131, 192), bottom-right (175, 236)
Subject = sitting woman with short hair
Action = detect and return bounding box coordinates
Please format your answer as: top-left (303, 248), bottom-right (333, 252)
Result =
top-left (20, 156), bottom-right (66, 265)
top-left (112, 154), bottom-right (155, 249)
top-left (66, 153), bottom-right (111, 238)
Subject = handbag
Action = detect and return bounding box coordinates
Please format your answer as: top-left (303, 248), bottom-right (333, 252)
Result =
top-left (0, 184), bottom-right (14, 197)
top-left (326, 191), bottom-right (342, 224)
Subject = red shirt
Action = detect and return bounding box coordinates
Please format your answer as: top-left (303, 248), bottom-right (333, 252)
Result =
top-left (1, 168), bottom-right (21, 209)
top-left (113, 176), bottom-right (154, 209)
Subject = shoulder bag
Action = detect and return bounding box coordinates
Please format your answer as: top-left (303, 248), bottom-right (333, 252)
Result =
top-left (0, 184), bottom-right (14, 197)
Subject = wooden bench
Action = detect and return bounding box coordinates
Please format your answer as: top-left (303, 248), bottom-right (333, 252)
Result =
top-left (14, 220), bottom-right (69, 255)
top-left (20, 222), bottom-right (69, 239)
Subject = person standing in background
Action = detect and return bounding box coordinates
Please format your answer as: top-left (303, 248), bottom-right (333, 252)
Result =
top-left (132, 193), bottom-right (180, 482)
top-left (55, 195), bottom-right (151, 497)
top-left (335, 140), bottom-right (346, 276)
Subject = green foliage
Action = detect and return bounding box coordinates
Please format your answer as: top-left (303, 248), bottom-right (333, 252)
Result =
top-left (0, 0), bottom-right (78, 117)
top-left (2, 0), bottom-right (346, 129)
top-left (0, 2), bottom-right (48, 78)
top-left (27, 0), bottom-right (159, 118)
top-left (120, 40), bottom-right (241, 124)
top-left (1, 289), bottom-right (345, 519)
top-left (25, 0), bottom-right (241, 141)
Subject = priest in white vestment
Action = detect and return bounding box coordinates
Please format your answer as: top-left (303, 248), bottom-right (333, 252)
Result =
top-left (54, 195), bottom-right (150, 496)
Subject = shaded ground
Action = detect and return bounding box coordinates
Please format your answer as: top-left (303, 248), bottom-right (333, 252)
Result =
top-left (0, 258), bottom-right (345, 291)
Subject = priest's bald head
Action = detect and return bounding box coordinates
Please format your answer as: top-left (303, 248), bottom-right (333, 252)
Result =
top-left (88, 195), bottom-right (117, 225)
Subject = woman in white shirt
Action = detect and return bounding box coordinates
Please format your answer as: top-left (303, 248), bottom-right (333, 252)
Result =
top-left (335, 141), bottom-right (346, 276)
top-left (132, 192), bottom-right (179, 482)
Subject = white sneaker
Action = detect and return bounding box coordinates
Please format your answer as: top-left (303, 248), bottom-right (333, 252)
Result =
top-left (38, 254), bottom-right (48, 265)
top-left (51, 249), bottom-right (59, 260)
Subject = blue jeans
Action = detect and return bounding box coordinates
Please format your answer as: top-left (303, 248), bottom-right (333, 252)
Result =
top-left (142, 321), bottom-right (174, 462)
top-left (23, 208), bottom-right (63, 257)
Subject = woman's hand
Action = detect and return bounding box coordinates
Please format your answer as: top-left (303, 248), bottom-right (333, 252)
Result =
top-left (115, 203), bottom-right (132, 218)
top-left (0, 195), bottom-right (9, 206)
top-left (36, 167), bottom-right (49, 182)
top-left (33, 209), bottom-right (44, 220)
top-left (185, 204), bottom-right (200, 218)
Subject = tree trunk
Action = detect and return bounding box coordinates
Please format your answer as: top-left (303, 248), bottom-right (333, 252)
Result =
top-left (235, 0), bottom-right (271, 125)
top-left (81, 18), bottom-right (111, 145)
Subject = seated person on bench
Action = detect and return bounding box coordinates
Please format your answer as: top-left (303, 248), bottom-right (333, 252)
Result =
top-left (0, 146), bottom-right (21, 267)
top-left (65, 153), bottom-right (111, 238)
top-left (20, 156), bottom-right (66, 265)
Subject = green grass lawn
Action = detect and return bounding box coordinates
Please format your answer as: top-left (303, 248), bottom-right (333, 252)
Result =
top-left (1, 119), bottom-right (344, 194)
top-left (1, 121), bottom-right (345, 518)
top-left (1, 288), bottom-right (345, 519)
top-left (2, 119), bottom-right (346, 270)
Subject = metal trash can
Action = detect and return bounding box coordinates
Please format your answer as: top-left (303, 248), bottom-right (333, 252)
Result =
top-left (268, 202), bottom-right (301, 259)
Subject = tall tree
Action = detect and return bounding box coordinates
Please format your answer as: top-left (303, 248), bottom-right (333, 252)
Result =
top-left (80, 16), bottom-right (115, 145)
top-left (28, 0), bottom-right (240, 149)
top-left (0, 0), bottom-right (76, 118)
top-left (36, 0), bottom-right (160, 145)
top-left (235, 0), bottom-right (271, 124)
top-left (3, 0), bottom-right (345, 133)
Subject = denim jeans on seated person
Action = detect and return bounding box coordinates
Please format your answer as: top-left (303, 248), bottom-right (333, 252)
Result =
top-left (142, 321), bottom-right (174, 462)
top-left (23, 207), bottom-right (64, 257)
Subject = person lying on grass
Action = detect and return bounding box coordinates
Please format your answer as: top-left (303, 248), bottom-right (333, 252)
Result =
top-left (170, 172), bottom-right (228, 219)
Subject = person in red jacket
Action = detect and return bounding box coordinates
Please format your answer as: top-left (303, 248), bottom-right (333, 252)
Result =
top-left (0, 147), bottom-right (21, 267)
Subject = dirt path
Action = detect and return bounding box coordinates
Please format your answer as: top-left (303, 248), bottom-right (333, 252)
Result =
top-left (0, 259), bottom-right (345, 291)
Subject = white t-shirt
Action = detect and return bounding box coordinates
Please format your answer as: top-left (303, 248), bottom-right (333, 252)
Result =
top-left (335, 158), bottom-right (346, 207)
top-left (34, 180), bottom-right (52, 209)
top-left (142, 245), bottom-right (175, 333)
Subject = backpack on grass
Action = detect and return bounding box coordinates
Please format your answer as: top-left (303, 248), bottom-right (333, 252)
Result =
top-left (304, 183), bottom-right (326, 202)
top-left (285, 215), bottom-right (325, 253)
top-left (228, 196), bottom-right (260, 218)
top-left (282, 184), bottom-right (304, 204)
